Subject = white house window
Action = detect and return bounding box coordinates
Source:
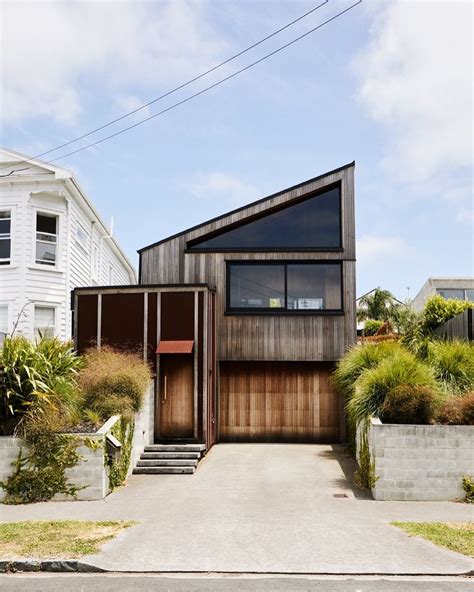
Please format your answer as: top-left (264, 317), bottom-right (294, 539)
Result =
top-left (34, 305), bottom-right (56, 339)
top-left (76, 223), bottom-right (89, 250)
top-left (92, 244), bottom-right (99, 279)
top-left (36, 213), bottom-right (58, 266)
top-left (0, 304), bottom-right (8, 344)
top-left (0, 210), bottom-right (11, 265)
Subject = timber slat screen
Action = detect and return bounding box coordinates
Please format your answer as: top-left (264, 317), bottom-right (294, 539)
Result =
top-left (72, 285), bottom-right (216, 449)
top-left (219, 361), bottom-right (340, 443)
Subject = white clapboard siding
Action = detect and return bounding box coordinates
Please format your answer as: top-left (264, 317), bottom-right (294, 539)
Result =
top-left (0, 147), bottom-right (136, 341)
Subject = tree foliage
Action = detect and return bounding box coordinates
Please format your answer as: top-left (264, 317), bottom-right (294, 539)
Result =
top-left (357, 288), bottom-right (399, 322)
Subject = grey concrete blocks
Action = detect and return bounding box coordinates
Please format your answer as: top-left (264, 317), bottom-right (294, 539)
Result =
top-left (357, 418), bottom-right (474, 501)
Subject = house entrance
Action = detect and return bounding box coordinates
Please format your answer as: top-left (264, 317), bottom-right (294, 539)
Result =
top-left (158, 354), bottom-right (194, 439)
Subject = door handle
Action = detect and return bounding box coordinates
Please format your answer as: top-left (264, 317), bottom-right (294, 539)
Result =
top-left (162, 375), bottom-right (167, 404)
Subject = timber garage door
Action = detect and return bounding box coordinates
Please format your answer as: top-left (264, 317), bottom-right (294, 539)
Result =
top-left (219, 361), bottom-right (341, 443)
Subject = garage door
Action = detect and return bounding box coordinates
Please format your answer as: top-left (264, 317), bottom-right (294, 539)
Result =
top-left (219, 361), bottom-right (341, 443)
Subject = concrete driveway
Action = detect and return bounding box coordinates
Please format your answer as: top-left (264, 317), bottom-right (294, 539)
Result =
top-left (1, 444), bottom-right (473, 574)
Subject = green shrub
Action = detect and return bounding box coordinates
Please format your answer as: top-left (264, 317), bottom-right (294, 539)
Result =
top-left (380, 385), bottom-right (438, 424)
top-left (426, 340), bottom-right (474, 395)
top-left (364, 320), bottom-right (384, 336)
top-left (79, 347), bottom-right (151, 421)
top-left (347, 349), bottom-right (436, 425)
top-left (0, 336), bottom-right (83, 434)
top-left (333, 341), bottom-right (401, 398)
top-left (422, 295), bottom-right (473, 333)
top-left (462, 475), bottom-right (474, 503)
top-left (437, 392), bottom-right (474, 425)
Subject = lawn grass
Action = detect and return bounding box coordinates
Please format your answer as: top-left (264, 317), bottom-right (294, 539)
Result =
top-left (0, 520), bottom-right (136, 559)
top-left (392, 522), bottom-right (474, 557)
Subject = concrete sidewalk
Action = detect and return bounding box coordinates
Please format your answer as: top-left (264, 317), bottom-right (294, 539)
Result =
top-left (1, 444), bottom-right (473, 574)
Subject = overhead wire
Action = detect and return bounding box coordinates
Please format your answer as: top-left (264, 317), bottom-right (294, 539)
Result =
top-left (0, 1), bottom-right (362, 172)
top-left (47, 1), bottom-right (362, 164)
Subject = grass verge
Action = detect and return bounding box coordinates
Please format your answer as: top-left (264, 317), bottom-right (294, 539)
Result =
top-left (392, 522), bottom-right (474, 557)
top-left (0, 520), bottom-right (136, 559)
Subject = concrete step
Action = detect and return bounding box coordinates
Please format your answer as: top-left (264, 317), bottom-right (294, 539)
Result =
top-left (144, 444), bottom-right (205, 453)
top-left (137, 459), bottom-right (197, 467)
top-left (133, 466), bottom-right (195, 475)
top-left (141, 451), bottom-right (201, 460)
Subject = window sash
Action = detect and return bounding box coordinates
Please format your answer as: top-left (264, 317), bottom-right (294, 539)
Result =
top-left (227, 262), bottom-right (343, 313)
top-left (35, 214), bottom-right (58, 265)
top-left (0, 211), bottom-right (11, 264)
top-left (34, 306), bottom-right (55, 339)
top-left (0, 305), bottom-right (8, 334)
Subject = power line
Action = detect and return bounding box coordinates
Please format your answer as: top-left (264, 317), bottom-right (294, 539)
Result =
top-left (0, 0), bottom-right (361, 174)
top-left (47, 1), bottom-right (362, 164)
top-left (34, 1), bottom-right (329, 160)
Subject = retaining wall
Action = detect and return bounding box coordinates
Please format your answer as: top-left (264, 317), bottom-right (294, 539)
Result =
top-left (0, 382), bottom-right (154, 502)
top-left (357, 417), bottom-right (474, 501)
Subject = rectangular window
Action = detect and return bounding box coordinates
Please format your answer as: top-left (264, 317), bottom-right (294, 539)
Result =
top-left (92, 244), bottom-right (99, 279)
top-left (437, 289), bottom-right (465, 300)
top-left (229, 264), bottom-right (285, 309)
top-left (0, 210), bottom-right (11, 265)
top-left (465, 290), bottom-right (474, 302)
top-left (227, 262), bottom-right (343, 313)
top-left (76, 223), bottom-right (89, 250)
top-left (0, 304), bottom-right (8, 344)
top-left (34, 305), bottom-right (55, 339)
top-left (36, 213), bottom-right (57, 266)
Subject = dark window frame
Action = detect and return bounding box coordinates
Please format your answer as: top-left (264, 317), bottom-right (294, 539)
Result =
top-left (186, 182), bottom-right (343, 253)
top-left (0, 210), bottom-right (11, 265)
top-left (225, 260), bottom-right (344, 316)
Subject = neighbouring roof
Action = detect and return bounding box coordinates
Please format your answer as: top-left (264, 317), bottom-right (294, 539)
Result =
top-left (0, 146), bottom-right (136, 282)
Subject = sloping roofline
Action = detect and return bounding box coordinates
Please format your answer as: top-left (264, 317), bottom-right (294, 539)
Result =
top-left (0, 146), bottom-right (136, 282)
top-left (138, 161), bottom-right (355, 254)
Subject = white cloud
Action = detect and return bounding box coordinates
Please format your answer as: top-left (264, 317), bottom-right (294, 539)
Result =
top-left (357, 234), bottom-right (406, 263)
top-left (1, 0), bottom-right (225, 126)
top-left (355, 0), bottom-right (472, 182)
top-left (190, 172), bottom-right (260, 205)
top-left (114, 96), bottom-right (151, 123)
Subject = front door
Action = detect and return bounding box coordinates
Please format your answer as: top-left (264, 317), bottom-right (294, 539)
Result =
top-left (158, 354), bottom-right (194, 438)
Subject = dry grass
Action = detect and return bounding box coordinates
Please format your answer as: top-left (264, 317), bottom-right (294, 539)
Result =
top-left (79, 346), bottom-right (152, 420)
top-left (392, 522), bottom-right (474, 557)
top-left (0, 520), bottom-right (136, 558)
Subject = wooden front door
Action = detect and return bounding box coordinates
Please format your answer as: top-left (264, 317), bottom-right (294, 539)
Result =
top-left (158, 354), bottom-right (194, 438)
top-left (219, 361), bottom-right (341, 443)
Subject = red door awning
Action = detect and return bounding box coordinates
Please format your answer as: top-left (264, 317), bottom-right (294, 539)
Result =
top-left (156, 340), bottom-right (194, 354)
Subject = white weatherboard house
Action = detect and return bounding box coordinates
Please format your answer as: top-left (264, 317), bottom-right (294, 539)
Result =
top-left (0, 147), bottom-right (136, 341)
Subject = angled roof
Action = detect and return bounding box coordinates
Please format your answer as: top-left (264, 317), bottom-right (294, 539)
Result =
top-left (138, 160), bottom-right (355, 253)
top-left (0, 146), bottom-right (136, 281)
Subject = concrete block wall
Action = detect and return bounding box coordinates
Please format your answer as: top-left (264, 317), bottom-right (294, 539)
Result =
top-left (0, 433), bottom-right (109, 502)
top-left (0, 437), bottom-right (22, 501)
top-left (0, 385), bottom-right (153, 503)
top-left (129, 381), bottom-right (154, 477)
top-left (357, 417), bottom-right (474, 501)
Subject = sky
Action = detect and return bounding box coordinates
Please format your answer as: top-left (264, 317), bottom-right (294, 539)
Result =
top-left (1, 0), bottom-right (473, 300)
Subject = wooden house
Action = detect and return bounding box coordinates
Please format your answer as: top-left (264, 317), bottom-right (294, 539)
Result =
top-left (73, 162), bottom-right (356, 470)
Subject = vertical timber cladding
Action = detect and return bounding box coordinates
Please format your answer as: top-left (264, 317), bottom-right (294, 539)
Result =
top-left (101, 293), bottom-right (144, 352)
top-left (75, 294), bottom-right (98, 353)
top-left (219, 361), bottom-right (340, 443)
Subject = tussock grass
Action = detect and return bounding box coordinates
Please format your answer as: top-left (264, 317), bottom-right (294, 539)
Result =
top-left (332, 341), bottom-right (401, 398)
top-left (346, 349), bottom-right (436, 425)
top-left (426, 340), bottom-right (474, 395)
top-left (0, 520), bottom-right (136, 558)
top-left (79, 347), bottom-right (152, 421)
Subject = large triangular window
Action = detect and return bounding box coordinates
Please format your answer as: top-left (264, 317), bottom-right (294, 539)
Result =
top-left (187, 184), bottom-right (341, 251)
